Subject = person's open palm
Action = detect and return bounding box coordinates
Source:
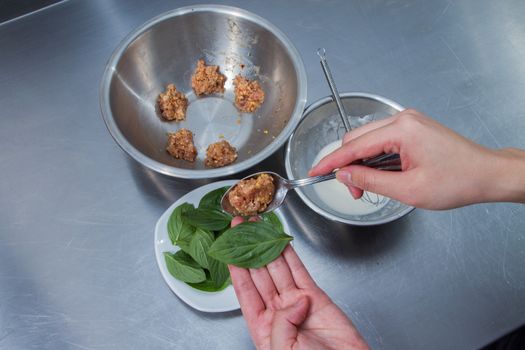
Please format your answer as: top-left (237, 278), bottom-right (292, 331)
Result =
top-left (228, 217), bottom-right (369, 350)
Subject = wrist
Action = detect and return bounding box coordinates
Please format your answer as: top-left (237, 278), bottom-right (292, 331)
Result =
top-left (479, 148), bottom-right (525, 204)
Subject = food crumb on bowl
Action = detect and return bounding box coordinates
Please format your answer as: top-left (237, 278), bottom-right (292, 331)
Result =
top-left (191, 59), bottom-right (227, 96)
top-left (157, 84), bottom-right (188, 121)
top-left (233, 75), bottom-right (265, 113)
top-left (166, 128), bottom-right (197, 161)
top-left (228, 173), bottom-right (275, 216)
top-left (205, 140), bottom-right (238, 168)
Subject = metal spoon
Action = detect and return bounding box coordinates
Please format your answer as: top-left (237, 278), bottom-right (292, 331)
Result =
top-left (221, 171), bottom-right (336, 216)
top-left (221, 156), bottom-right (399, 216)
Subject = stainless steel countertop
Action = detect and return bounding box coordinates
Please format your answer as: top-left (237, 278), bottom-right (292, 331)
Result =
top-left (1, 1), bottom-right (524, 349)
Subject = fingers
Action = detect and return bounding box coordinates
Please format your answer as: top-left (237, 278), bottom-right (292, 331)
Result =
top-left (342, 115), bottom-right (397, 144)
top-left (229, 216), bottom-right (266, 324)
top-left (231, 216), bottom-right (258, 227)
top-left (228, 265), bottom-right (265, 326)
top-left (247, 245), bottom-right (316, 305)
top-left (336, 165), bottom-right (412, 200)
top-left (345, 183), bottom-right (364, 199)
top-left (309, 123), bottom-right (400, 176)
top-left (266, 253), bottom-right (297, 294)
top-left (270, 296), bottom-right (309, 350)
top-left (281, 245), bottom-right (317, 289)
top-left (231, 216), bottom-right (244, 227)
top-left (249, 267), bottom-right (278, 309)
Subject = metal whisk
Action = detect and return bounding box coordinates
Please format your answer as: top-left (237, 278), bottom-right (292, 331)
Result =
top-left (317, 48), bottom-right (401, 206)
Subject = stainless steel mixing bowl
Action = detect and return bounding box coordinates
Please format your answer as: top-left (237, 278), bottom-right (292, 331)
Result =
top-left (285, 93), bottom-right (414, 226)
top-left (100, 5), bottom-right (307, 178)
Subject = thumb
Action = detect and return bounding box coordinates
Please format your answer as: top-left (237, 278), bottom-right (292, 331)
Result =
top-left (270, 296), bottom-right (309, 349)
top-left (336, 165), bottom-right (410, 201)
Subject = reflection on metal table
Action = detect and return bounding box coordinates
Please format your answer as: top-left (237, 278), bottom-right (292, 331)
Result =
top-left (1, 0), bottom-right (524, 349)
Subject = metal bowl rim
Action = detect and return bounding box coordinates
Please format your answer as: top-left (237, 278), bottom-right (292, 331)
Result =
top-left (100, 4), bottom-right (307, 179)
top-left (284, 92), bottom-right (415, 226)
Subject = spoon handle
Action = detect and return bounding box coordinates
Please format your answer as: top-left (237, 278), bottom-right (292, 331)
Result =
top-left (287, 154), bottom-right (402, 190)
top-left (361, 153), bottom-right (401, 170)
top-left (287, 173), bottom-right (337, 189)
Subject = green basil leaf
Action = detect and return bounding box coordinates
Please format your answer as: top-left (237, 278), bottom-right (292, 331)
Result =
top-left (214, 226), bottom-right (230, 239)
top-left (176, 238), bottom-right (191, 254)
top-left (208, 256), bottom-right (230, 288)
top-left (188, 228), bottom-right (214, 269)
top-left (260, 212), bottom-right (284, 233)
top-left (208, 221), bottom-right (293, 268)
top-left (183, 208), bottom-right (231, 231)
top-left (167, 203), bottom-right (195, 246)
top-left (163, 251), bottom-right (206, 283)
top-left (187, 271), bottom-right (231, 292)
top-left (199, 186), bottom-right (230, 210)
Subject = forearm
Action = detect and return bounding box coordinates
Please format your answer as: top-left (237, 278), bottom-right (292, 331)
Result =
top-left (480, 148), bottom-right (525, 204)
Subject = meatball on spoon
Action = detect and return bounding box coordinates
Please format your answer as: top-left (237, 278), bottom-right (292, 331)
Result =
top-left (221, 171), bottom-right (336, 216)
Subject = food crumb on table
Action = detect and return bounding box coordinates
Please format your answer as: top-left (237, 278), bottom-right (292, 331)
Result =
top-left (233, 75), bottom-right (265, 113)
top-left (205, 140), bottom-right (238, 168)
top-left (157, 84), bottom-right (188, 121)
top-left (227, 173), bottom-right (275, 216)
top-left (191, 59), bottom-right (227, 96)
top-left (166, 128), bottom-right (197, 162)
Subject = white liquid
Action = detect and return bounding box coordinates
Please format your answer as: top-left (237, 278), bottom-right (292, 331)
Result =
top-left (311, 140), bottom-right (387, 216)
